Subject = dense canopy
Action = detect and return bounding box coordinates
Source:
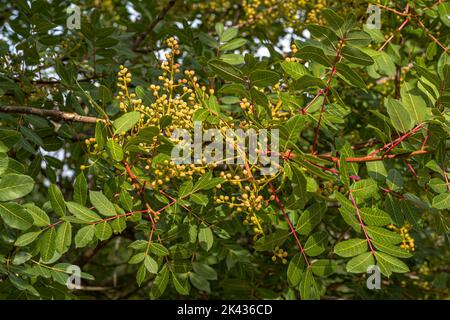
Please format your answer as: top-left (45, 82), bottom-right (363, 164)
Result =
top-left (0, 0), bottom-right (449, 300)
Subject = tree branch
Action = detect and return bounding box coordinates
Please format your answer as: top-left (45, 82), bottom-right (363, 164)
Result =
top-left (317, 149), bottom-right (433, 163)
top-left (0, 106), bottom-right (104, 124)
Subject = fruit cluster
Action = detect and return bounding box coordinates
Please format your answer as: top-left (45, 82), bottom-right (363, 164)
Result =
top-left (388, 222), bottom-right (415, 252)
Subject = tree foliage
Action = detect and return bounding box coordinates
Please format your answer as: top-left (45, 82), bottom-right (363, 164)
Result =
top-left (0, 0), bottom-right (449, 299)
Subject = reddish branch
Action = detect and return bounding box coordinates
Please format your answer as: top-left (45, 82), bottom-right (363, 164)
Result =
top-left (378, 4), bottom-right (410, 52)
top-left (348, 191), bottom-right (376, 256)
top-left (312, 41), bottom-right (344, 153)
top-left (370, 123), bottom-right (424, 157)
top-left (268, 182), bottom-right (310, 267)
top-left (377, 3), bottom-right (449, 54)
top-left (317, 149), bottom-right (432, 163)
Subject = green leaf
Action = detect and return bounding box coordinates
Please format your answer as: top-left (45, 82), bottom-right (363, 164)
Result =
top-left (346, 30), bottom-right (372, 46)
top-left (24, 204), bottom-right (50, 227)
top-left (280, 61), bottom-right (308, 80)
top-left (192, 263), bottom-right (217, 280)
top-left (438, 2), bottom-right (450, 27)
top-left (193, 172), bottom-right (224, 192)
top-left (432, 193), bottom-right (450, 210)
top-left (385, 98), bottom-right (413, 133)
top-left (351, 178), bottom-right (378, 200)
top-left (249, 70), bottom-right (279, 87)
top-left (219, 53), bottom-right (245, 65)
top-left (220, 38), bottom-right (246, 51)
top-left (321, 9), bottom-right (345, 37)
top-left (360, 207), bottom-right (392, 226)
top-left (297, 45), bottom-right (331, 67)
top-left (15, 230), bottom-right (42, 247)
top-left (48, 184), bottom-right (66, 217)
top-left (106, 139), bottom-right (124, 161)
top-left (311, 259), bottom-right (337, 277)
top-left (129, 252), bottom-right (146, 264)
top-left (287, 253), bottom-right (306, 286)
top-left (401, 82), bottom-right (431, 124)
top-left (160, 115), bottom-right (172, 128)
top-left (376, 251), bottom-right (409, 277)
top-left (136, 264), bottom-right (147, 287)
top-left (66, 201), bottom-right (101, 223)
top-left (0, 129), bottom-right (21, 152)
top-left (414, 64), bottom-right (440, 87)
top-left (386, 169), bottom-right (403, 191)
top-left (119, 189), bottom-right (133, 211)
top-left (334, 192), bottom-right (361, 232)
top-left (366, 226), bottom-right (402, 244)
top-left (0, 173), bottom-right (34, 201)
top-left (0, 153), bottom-right (8, 176)
top-left (12, 251), bottom-right (32, 265)
top-left (198, 226), bottom-right (214, 251)
top-left (95, 221), bottom-right (112, 241)
top-left (90, 191), bottom-right (116, 216)
top-left (346, 252), bottom-right (375, 273)
top-left (288, 163), bottom-right (309, 210)
top-left (144, 255), bottom-right (159, 273)
top-left (334, 238), bottom-right (368, 257)
top-left (0, 202), bottom-right (33, 230)
top-left (113, 111), bottom-right (141, 134)
top-left (221, 28), bottom-right (238, 42)
top-left (336, 63), bottom-right (366, 88)
top-left (125, 126), bottom-right (159, 148)
top-left (95, 121), bottom-right (107, 150)
top-left (189, 193), bottom-right (208, 206)
top-left (55, 221), bottom-right (72, 253)
top-left (111, 216), bottom-right (126, 234)
top-left (372, 240), bottom-right (412, 258)
top-left (99, 85), bottom-right (112, 103)
top-left (172, 273), bottom-right (190, 295)
top-left (73, 173), bottom-right (87, 205)
top-left (280, 115), bottom-right (306, 150)
top-left (342, 45), bottom-right (374, 66)
top-left (149, 243), bottom-right (169, 256)
top-left (150, 265), bottom-right (170, 299)
top-left (189, 272), bottom-right (210, 292)
top-left (428, 178), bottom-right (448, 194)
top-left (39, 227), bottom-right (56, 262)
top-left (255, 229), bottom-right (289, 251)
top-left (75, 225), bottom-right (95, 248)
top-left (299, 268), bottom-right (319, 300)
top-left (215, 23), bottom-right (224, 37)
top-left (208, 59), bottom-right (245, 83)
top-left (296, 202), bottom-right (326, 235)
top-left (304, 231), bottom-right (327, 257)
top-left (307, 24), bottom-right (338, 47)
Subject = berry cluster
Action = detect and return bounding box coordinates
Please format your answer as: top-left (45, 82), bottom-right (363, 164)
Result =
top-left (388, 222), bottom-right (415, 252)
